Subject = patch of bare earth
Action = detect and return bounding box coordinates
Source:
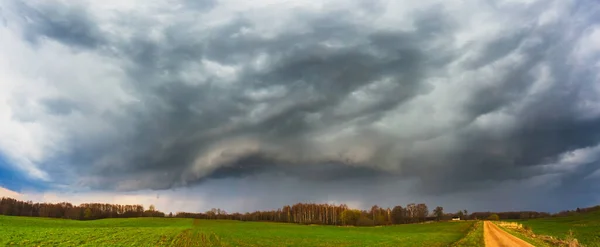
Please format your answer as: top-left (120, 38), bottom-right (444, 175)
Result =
top-left (484, 221), bottom-right (534, 247)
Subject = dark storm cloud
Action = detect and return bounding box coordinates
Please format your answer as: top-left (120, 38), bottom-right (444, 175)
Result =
top-left (4, 0), bottom-right (600, 200)
top-left (205, 155), bottom-right (391, 183)
top-left (11, 0), bottom-right (103, 48)
top-left (42, 98), bottom-right (78, 115)
top-left (49, 2), bottom-right (442, 189)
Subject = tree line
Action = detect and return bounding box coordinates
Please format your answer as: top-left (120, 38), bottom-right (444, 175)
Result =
top-left (1, 196), bottom-right (576, 226)
top-left (0, 197), bottom-right (450, 225)
top-left (0, 197), bottom-right (164, 220)
top-left (174, 203), bottom-right (437, 226)
top-left (468, 211), bottom-right (550, 220)
top-left (554, 205), bottom-right (600, 217)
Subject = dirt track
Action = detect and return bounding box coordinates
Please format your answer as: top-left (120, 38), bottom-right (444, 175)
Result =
top-left (484, 221), bottom-right (534, 247)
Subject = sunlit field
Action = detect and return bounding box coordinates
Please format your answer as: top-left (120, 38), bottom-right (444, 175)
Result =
top-left (513, 210), bottom-right (600, 247)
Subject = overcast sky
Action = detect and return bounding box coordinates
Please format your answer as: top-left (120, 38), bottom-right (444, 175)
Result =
top-left (1, 0), bottom-right (600, 214)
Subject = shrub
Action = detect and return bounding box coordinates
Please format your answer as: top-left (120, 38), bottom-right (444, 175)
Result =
top-left (565, 230), bottom-right (580, 247)
top-left (340, 209), bottom-right (362, 226)
top-left (356, 216), bottom-right (374, 226)
top-left (487, 214), bottom-right (499, 221)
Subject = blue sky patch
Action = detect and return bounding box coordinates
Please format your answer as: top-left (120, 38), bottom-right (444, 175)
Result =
top-left (0, 155), bottom-right (47, 192)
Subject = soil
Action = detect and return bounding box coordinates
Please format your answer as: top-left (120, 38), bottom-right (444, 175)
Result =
top-left (484, 221), bottom-right (534, 247)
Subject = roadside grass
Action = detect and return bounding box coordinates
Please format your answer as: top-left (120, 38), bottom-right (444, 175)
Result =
top-left (495, 222), bottom-right (551, 247)
top-left (450, 220), bottom-right (483, 247)
top-left (509, 210), bottom-right (600, 247)
top-left (0, 215), bottom-right (475, 246)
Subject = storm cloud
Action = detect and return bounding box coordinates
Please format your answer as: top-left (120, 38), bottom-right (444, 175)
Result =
top-left (1, 0), bottom-right (600, 211)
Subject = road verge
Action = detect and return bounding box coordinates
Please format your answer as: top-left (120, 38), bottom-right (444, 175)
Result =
top-left (451, 221), bottom-right (484, 247)
top-left (496, 221), bottom-right (580, 247)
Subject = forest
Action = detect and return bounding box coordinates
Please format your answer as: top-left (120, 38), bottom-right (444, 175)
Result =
top-left (0, 197), bottom-right (554, 226)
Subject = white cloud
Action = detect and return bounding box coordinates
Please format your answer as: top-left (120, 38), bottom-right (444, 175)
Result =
top-left (538, 144), bottom-right (600, 174)
top-left (0, 186), bottom-right (21, 199)
top-left (0, 14), bottom-right (134, 181)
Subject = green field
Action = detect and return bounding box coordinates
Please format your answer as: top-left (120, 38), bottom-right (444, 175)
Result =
top-left (450, 221), bottom-right (483, 247)
top-left (514, 211), bottom-right (600, 246)
top-left (0, 216), bottom-right (475, 246)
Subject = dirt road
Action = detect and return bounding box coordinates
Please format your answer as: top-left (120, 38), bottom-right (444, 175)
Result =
top-left (484, 221), bottom-right (534, 247)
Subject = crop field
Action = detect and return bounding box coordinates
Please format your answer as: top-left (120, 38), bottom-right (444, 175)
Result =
top-left (514, 210), bottom-right (600, 246)
top-left (0, 216), bottom-right (475, 246)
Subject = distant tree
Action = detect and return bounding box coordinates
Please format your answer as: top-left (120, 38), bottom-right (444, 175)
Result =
top-left (206, 209), bottom-right (216, 219)
top-left (149, 205), bottom-right (156, 212)
top-left (169, 212), bottom-right (173, 217)
top-left (433, 206), bottom-right (444, 221)
top-left (84, 208), bottom-right (93, 220)
top-left (385, 208), bottom-right (392, 225)
top-left (463, 210), bottom-right (468, 220)
top-left (340, 209), bottom-right (361, 226)
top-left (487, 214), bottom-right (499, 221)
top-left (406, 203), bottom-right (417, 222)
top-left (370, 205), bottom-right (379, 224)
top-left (416, 204), bottom-right (429, 221)
top-left (391, 206), bottom-right (405, 224)
top-left (356, 215), bottom-right (374, 226)
top-left (456, 210), bottom-right (464, 220)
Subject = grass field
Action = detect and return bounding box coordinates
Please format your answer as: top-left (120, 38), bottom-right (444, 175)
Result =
top-left (450, 221), bottom-right (483, 247)
top-left (0, 216), bottom-right (475, 246)
top-left (513, 210), bottom-right (600, 246)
